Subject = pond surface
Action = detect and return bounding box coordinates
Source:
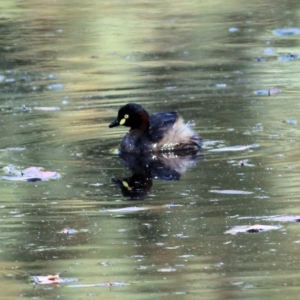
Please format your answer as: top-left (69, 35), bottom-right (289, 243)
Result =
top-left (1, 0), bottom-right (300, 299)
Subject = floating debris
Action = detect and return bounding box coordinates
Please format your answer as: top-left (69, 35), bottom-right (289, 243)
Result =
top-left (254, 90), bottom-right (269, 95)
top-left (90, 183), bottom-right (103, 187)
top-left (157, 268), bottom-right (177, 272)
top-left (14, 105), bottom-right (32, 111)
top-left (61, 228), bottom-right (78, 234)
top-left (0, 147), bottom-right (25, 152)
top-left (67, 281), bottom-right (130, 288)
top-left (61, 228), bottom-right (89, 234)
top-left (229, 27), bottom-right (239, 33)
top-left (278, 53), bottom-right (300, 62)
top-left (225, 224), bottom-right (281, 235)
top-left (32, 274), bottom-right (77, 285)
top-left (254, 88), bottom-right (281, 96)
top-left (273, 28), bottom-right (300, 35)
top-left (210, 189), bottom-right (253, 195)
top-left (210, 144), bottom-right (259, 152)
top-left (228, 159), bottom-right (255, 167)
top-left (216, 83), bottom-right (227, 88)
top-left (238, 159), bottom-right (254, 167)
top-left (264, 48), bottom-right (275, 55)
top-left (264, 215), bottom-right (300, 222)
top-left (286, 119), bottom-right (298, 125)
top-left (105, 207), bottom-right (149, 213)
top-left (47, 83), bottom-right (64, 90)
top-left (33, 106), bottom-right (61, 111)
top-left (1, 165), bottom-right (61, 182)
top-left (256, 57), bottom-right (265, 62)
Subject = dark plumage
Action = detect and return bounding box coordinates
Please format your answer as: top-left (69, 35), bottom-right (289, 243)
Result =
top-left (109, 103), bottom-right (202, 153)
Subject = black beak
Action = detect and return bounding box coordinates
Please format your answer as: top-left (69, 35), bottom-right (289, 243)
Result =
top-left (109, 119), bottom-right (119, 128)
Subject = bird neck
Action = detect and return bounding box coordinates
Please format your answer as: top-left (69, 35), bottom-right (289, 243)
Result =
top-left (136, 110), bottom-right (149, 131)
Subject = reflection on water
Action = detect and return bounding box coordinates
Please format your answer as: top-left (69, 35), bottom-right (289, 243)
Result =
top-left (112, 151), bottom-right (202, 199)
top-left (1, 0), bottom-right (300, 299)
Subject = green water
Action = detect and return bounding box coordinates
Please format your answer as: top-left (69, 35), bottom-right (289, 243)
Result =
top-left (0, 0), bottom-right (300, 299)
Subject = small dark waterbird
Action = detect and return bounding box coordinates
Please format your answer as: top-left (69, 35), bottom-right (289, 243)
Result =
top-left (109, 103), bottom-right (202, 153)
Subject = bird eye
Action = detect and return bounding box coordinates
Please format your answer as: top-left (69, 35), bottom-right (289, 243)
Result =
top-left (124, 114), bottom-right (129, 119)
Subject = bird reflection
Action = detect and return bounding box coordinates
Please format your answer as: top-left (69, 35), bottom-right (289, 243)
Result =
top-left (112, 150), bottom-right (202, 200)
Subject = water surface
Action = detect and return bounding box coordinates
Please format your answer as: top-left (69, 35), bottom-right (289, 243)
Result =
top-left (1, 0), bottom-right (300, 299)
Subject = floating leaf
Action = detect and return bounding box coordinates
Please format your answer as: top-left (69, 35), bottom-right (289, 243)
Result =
top-left (1, 165), bottom-right (61, 182)
top-left (32, 274), bottom-right (77, 285)
top-left (33, 274), bottom-right (60, 284)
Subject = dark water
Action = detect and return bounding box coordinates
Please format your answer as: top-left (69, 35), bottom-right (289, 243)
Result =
top-left (1, 0), bottom-right (300, 299)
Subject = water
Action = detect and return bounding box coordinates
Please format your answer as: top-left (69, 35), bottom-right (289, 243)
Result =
top-left (1, 0), bottom-right (300, 299)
